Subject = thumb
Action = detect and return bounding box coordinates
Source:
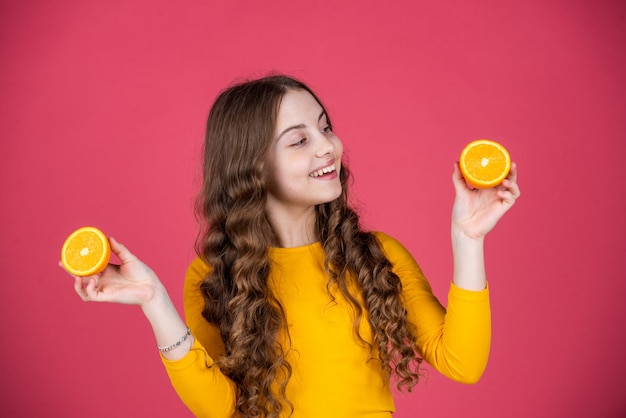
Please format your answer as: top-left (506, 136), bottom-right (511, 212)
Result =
top-left (452, 162), bottom-right (469, 192)
top-left (109, 237), bottom-right (138, 264)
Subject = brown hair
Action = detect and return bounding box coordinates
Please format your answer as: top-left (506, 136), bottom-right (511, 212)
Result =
top-left (196, 75), bottom-right (421, 417)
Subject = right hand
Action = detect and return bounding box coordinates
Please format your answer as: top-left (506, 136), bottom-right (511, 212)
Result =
top-left (61, 237), bottom-right (162, 307)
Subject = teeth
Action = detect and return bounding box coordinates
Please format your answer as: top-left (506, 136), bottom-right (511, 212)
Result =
top-left (310, 164), bottom-right (336, 177)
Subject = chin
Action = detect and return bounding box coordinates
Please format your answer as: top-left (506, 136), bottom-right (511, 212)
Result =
top-left (325, 188), bottom-right (344, 204)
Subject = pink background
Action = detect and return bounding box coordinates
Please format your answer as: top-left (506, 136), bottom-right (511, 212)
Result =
top-left (1, 0), bottom-right (624, 417)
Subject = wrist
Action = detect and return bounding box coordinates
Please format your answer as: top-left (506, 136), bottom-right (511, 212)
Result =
top-left (140, 283), bottom-right (172, 317)
top-left (451, 227), bottom-right (487, 291)
top-left (451, 226), bottom-right (485, 247)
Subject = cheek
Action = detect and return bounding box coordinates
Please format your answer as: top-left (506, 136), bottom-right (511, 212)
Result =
top-left (334, 137), bottom-right (344, 159)
top-left (265, 157), bottom-right (302, 191)
top-left (263, 157), bottom-right (281, 190)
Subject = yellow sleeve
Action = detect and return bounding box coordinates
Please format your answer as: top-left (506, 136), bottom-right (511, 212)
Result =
top-left (375, 232), bottom-right (491, 384)
top-left (160, 257), bottom-right (237, 417)
top-left (183, 257), bottom-right (226, 359)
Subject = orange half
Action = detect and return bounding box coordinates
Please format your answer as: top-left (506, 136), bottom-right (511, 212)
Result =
top-left (61, 226), bottom-right (111, 276)
top-left (459, 139), bottom-right (511, 189)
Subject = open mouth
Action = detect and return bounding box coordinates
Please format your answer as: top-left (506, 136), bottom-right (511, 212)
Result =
top-left (309, 164), bottom-right (337, 178)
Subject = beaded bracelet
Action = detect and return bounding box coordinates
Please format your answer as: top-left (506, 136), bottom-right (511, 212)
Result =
top-left (157, 328), bottom-right (191, 353)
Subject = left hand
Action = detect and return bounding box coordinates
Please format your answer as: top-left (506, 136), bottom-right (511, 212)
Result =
top-left (451, 162), bottom-right (521, 240)
top-left (61, 237), bottom-right (163, 307)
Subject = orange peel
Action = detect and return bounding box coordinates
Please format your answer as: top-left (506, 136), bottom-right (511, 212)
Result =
top-left (459, 139), bottom-right (511, 189)
top-left (61, 226), bottom-right (111, 276)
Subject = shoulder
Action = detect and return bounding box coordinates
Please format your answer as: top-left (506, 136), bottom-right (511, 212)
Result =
top-left (186, 256), bottom-right (210, 278)
top-left (184, 256), bottom-right (211, 291)
top-left (371, 231), bottom-right (425, 277)
top-left (371, 231), bottom-right (413, 260)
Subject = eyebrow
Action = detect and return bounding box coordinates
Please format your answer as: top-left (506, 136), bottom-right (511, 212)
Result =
top-left (276, 110), bottom-right (327, 141)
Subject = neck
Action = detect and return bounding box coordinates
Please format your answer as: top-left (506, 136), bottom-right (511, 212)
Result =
top-left (266, 206), bottom-right (318, 248)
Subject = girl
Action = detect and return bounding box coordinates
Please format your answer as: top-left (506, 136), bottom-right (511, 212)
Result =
top-left (66, 75), bottom-right (520, 417)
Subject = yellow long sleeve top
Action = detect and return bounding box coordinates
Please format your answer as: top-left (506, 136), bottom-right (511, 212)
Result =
top-left (162, 232), bottom-right (491, 417)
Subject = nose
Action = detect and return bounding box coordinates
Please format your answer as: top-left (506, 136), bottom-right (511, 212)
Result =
top-left (315, 133), bottom-right (335, 158)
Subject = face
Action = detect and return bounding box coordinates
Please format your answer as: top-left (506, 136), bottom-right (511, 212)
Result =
top-left (264, 89), bottom-right (343, 216)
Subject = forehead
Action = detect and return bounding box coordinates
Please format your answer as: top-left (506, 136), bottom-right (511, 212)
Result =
top-left (276, 89), bottom-right (324, 125)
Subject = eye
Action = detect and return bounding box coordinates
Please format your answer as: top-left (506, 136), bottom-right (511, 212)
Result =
top-left (321, 124), bottom-right (332, 134)
top-left (292, 137), bottom-right (307, 146)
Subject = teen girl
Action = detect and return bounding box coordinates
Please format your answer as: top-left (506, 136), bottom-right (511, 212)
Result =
top-left (65, 75), bottom-right (520, 417)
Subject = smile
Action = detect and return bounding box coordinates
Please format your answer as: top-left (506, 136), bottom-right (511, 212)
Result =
top-left (309, 164), bottom-right (336, 178)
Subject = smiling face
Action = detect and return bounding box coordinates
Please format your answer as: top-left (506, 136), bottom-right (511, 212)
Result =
top-left (264, 89), bottom-right (343, 218)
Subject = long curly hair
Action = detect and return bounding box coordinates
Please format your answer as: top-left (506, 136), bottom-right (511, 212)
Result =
top-left (196, 75), bottom-right (422, 417)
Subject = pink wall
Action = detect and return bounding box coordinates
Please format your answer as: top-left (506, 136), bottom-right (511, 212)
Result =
top-left (1, 0), bottom-right (624, 416)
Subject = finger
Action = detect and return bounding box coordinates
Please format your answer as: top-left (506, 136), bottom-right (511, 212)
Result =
top-left (73, 276), bottom-right (90, 301)
top-left (451, 162), bottom-right (469, 192)
top-left (63, 262), bottom-right (88, 300)
top-left (109, 237), bottom-right (137, 264)
top-left (83, 275), bottom-right (101, 300)
top-left (507, 162), bottom-right (518, 183)
top-left (58, 260), bottom-right (76, 276)
top-left (497, 187), bottom-right (520, 207)
top-left (502, 180), bottom-right (521, 199)
top-left (501, 176), bottom-right (521, 199)
top-left (72, 272), bottom-right (102, 299)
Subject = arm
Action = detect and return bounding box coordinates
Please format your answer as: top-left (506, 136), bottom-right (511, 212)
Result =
top-left (377, 164), bottom-right (519, 383)
top-left (65, 238), bottom-right (236, 417)
top-left (161, 257), bottom-right (236, 417)
top-left (377, 233), bottom-right (490, 384)
top-left (66, 237), bottom-right (192, 360)
top-left (405, 162), bottom-right (519, 382)
top-left (451, 162), bottom-right (520, 290)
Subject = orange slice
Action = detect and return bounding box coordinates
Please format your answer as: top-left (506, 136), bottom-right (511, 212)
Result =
top-left (61, 226), bottom-right (111, 276)
top-left (459, 139), bottom-right (511, 189)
